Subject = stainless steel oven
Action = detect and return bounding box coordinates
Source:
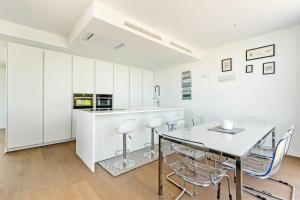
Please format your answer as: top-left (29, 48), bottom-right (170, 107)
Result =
top-left (96, 94), bottom-right (113, 110)
top-left (73, 93), bottom-right (93, 109)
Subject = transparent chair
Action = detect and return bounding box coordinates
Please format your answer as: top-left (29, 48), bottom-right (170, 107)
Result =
top-left (236, 116), bottom-right (269, 157)
top-left (191, 115), bottom-right (205, 127)
top-left (223, 125), bottom-right (296, 200)
top-left (164, 141), bottom-right (232, 200)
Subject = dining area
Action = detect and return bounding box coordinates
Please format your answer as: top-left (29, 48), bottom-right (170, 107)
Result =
top-left (157, 115), bottom-right (296, 200)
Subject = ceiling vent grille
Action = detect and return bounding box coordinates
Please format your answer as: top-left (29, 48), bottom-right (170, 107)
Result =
top-left (114, 43), bottom-right (126, 50)
top-left (169, 42), bottom-right (192, 53)
top-left (124, 21), bottom-right (162, 41)
top-left (82, 32), bottom-right (94, 41)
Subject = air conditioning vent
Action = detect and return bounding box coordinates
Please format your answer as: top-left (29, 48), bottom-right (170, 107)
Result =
top-left (124, 21), bottom-right (162, 41)
top-left (169, 42), bottom-right (192, 53)
top-left (82, 32), bottom-right (94, 41)
top-left (114, 43), bottom-right (126, 50)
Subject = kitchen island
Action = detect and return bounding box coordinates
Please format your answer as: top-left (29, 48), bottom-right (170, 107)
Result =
top-left (75, 107), bottom-right (184, 172)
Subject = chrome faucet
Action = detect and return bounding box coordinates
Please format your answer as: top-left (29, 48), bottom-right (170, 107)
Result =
top-left (154, 85), bottom-right (160, 108)
top-left (154, 85), bottom-right (160, 96)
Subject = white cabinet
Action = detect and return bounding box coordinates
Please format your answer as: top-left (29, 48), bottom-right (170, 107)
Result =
top-left (113, 64), bottom-right (129, 109)
top-left (0, 67), bottom-right (6, 129)
top-left (95, 60), bottom-right (113, 94)
top-left (73, 56), bottom-right (95, 94)
top-left (7, 43), bottom-right (43, 149)
top-left (142, 70), bottom-right (154, 107)
top-left (44, 50), bottom-right (72, 143)
top-left (130, 67), bottom-right (143, 109)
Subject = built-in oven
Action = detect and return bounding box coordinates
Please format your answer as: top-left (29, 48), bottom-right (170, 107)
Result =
top-left (96, 94), bottom-right (113, 110)
top-left (73, 93), bottom-right (94, 109)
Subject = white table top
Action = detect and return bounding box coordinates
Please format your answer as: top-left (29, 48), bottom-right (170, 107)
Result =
top-left (162, 121), bottom-right (275, 157)
top-left (82, 107), bottom-right (183, 116)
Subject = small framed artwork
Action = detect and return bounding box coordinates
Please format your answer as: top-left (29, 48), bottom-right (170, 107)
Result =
top-left (246, 65), bottom-right (253, 73)
top-left (246, 44), bottom-right (275, 61)
top-left (221, 58), bottom-right (232, 72)
top-left (263, 62), bottom-right (275, 75)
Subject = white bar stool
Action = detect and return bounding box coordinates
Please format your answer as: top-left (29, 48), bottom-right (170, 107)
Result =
top-left (144, 116), bottom-right (163, 158)
top-left (114, 119), bottom-right (136, 170)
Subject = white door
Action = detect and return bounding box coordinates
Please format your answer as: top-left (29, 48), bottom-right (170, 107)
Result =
top-left (113, 64), bottom-right (129, 109)
top-left (142, 70), bottom-right (154, 107)
top-left (7, 43), bottom-right (43, 148)
top-left (44, 50), bottom-right (72, 143)
top-left (130, 67), bottom-right (143, 109)
top-left (73, 56), bottom-right (95, 94)
top-left (95, 60), bottom-right (113, 94)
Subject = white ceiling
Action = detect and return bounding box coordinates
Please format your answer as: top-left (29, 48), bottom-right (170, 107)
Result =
top-left (0, 0), bottom-right (91, 35)
top-left (0, 0), bottom-right (299, 68)
top-left (97, 0), bottom-right (300, 50)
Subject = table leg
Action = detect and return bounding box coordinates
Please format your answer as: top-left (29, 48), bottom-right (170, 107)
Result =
top-left (236, 156), bottom-right (243, 200)
top-left (272, 129), bottom-right (276, 149)
top-left (158, 135), bottom-right (163, 196)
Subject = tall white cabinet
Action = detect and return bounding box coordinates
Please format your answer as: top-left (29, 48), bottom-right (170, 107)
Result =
top-left (95, 60), bottom-right (113, 94)
top-left (130, 67), bottom-right (143, 108)
top-left (73, 56), bottom-right (95, 94)
top-left (142, 70), bottom-right (154, 107)
top-left (7, 43), bottom-right (43, 149)
top-left (113, 64), bottom-right (129, 109)
top-left (44, 50), bottom-right (72, 143)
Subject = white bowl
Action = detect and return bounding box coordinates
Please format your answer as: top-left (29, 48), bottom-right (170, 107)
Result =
top-left (221, 119), bottom-right (233, 130)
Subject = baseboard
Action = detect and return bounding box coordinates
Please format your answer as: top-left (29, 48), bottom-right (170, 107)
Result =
top-left (6, 138), bottom-right (76, 152)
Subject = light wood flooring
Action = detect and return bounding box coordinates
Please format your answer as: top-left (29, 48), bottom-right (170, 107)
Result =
top-left (0, 129), bottom-right (299, 200)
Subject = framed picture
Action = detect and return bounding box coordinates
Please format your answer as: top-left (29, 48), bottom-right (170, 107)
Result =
top-left (181, 70), bottom-right (192, 100)
top-left (263, 62), bottom-right (275, 75)
top-left (246, 44), bottom-right (275, 61)
top-left (246, 65), bottom-right (253, 73)
top-left (221, 58), bottom-right (232, 72)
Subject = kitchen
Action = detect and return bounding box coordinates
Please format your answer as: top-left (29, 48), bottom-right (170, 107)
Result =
top-left (0, 1), bottom-right (300, 200)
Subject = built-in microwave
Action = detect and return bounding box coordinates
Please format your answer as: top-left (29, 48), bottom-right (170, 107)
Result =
top-left (96, 94), bottom-right (113, 110)
top-left (73, 93), bottom-right (93, 109)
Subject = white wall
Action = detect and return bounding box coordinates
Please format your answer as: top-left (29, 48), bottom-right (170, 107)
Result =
top-left (0, 41), bottom-right (6, 129)
top-left (155, 25), bottom-right (300, 157)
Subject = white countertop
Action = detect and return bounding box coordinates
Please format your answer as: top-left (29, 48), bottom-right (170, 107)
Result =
top-left (81, 107), bottom-right (183, 116)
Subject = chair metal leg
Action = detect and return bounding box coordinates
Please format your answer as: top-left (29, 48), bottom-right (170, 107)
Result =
top-left (269, 177), bottom-right (296, 200)
top-left (166, 172), bottom-right (195, 197)
top-left (224, 175), bottom-right (233, 200)
top-left (243, 176), bottom-right (295, 200)
top-left (217, 182), bottom-right (221, 200)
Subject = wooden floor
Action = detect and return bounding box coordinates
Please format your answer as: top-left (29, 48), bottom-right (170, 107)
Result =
top-left (0, 129), bottom-right (299, 200)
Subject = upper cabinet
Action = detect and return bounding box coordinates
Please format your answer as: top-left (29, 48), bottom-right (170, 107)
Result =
top-left (142, 70), bottom-right (154, 107)
top-left (7, 43), bottom-right (43, 149)
top-left (73, 56), bottom-right (95, 94)
top-left (95, 60), bottom-right (113, 94)
top-left (113, 64), bottom-right (129, 109)
top-left (130, 67), bottom-right (143, 109)
top-left (44, 50), bottom-right (72, 143)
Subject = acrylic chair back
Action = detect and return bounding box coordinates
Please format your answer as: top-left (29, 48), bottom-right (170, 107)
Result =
top-left (268, 131), bottom-right (292, 177)
top-left (283, 125), bottom-right (296, 155)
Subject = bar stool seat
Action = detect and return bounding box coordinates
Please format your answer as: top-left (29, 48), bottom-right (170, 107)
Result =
top-left (114, 119), bottom-right (136, 170)
top-left (144, 116), bottom-right (163, 158)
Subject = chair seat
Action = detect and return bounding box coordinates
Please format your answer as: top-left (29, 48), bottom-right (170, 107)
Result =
top-left (250, 145), bottom-right (274, 159)
top-left (169, 158), bottom-right (228, 187)
top-left (171, 143), bottom-right (206, 160)
top-left (222, 155), bottom-right (272, 178)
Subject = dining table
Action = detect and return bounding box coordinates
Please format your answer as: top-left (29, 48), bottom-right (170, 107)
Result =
top-left (158, 121), bottom-right (276, 200)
